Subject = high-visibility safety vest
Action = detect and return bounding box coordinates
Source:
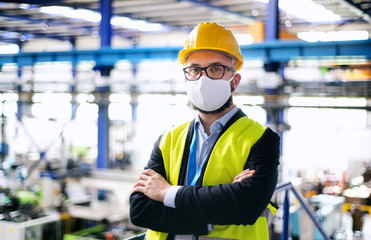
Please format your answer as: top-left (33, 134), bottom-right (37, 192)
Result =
top-left (146, 116), bottom-right (277, 240)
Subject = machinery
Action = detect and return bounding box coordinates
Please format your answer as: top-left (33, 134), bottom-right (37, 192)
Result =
top-left (0, 187), bottom-right (61, 240)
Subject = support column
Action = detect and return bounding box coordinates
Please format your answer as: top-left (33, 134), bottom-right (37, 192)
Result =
top-left (265, 0), bottom-right (279, 41)
top-left (100, 0), bottom-right (112, 47)
top-left (263, 0), bottom-right (280, 77)
top-left (70, 67), bottom-right (78, 121)
top-left (264, 0), bottom-right (284, 131)
top-left (70, 37), bottom-right (78, 121)
top-left (96, 0), bottom-right (113, 169)
top-left (264, 0), bottom-right (285, 186)
top-left (96, 85), bottom-right (110, 169)
top-left (16, 68), bottom-right (23, 122)
top-left (0, 101), bottom-right (8, 167)
top-left (130, 65), bottom-right (138, 123)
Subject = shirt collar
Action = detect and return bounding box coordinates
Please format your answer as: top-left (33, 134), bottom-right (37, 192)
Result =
top-left (195, 105), bottom-right (238, 133)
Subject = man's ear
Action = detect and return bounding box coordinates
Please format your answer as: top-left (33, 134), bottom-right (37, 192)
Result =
top-left (232, 73), bottom-right (241, 91)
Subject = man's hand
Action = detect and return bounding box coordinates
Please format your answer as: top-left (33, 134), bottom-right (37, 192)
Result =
top-left (233, 168), bottom-right (255, 183)
top-left (133, 169), bottom-right (171, 202)
top-left (133, 168), bottom-right (254, 201)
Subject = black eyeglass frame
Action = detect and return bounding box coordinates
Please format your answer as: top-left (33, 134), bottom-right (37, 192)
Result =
top-left (183, 64), bottom-right (235, 81)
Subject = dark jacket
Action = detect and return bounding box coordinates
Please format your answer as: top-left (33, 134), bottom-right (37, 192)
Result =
top-left (130, 110), bottom-right (280, 236)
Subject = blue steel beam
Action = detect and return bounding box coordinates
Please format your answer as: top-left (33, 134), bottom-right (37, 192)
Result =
top-left (265, 0), bottom-right (279, 41)
top-left (97, 93), bottom-right (109, 169)
top-left (100, 0), bottom-right (112, 48)
top-left (96, 0), bottom-right (113, 170)
top-left (1, 40), bottom-right (371, 67)
top-left (241, 39), bottom-right (371, 62)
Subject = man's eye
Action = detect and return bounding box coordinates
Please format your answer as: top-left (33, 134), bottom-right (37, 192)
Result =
top-left (190, 68), bottom-right (200, 74)
top-left (210, 66), bottom-right (222, 72)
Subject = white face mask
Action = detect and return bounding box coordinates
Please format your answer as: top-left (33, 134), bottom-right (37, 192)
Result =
top-left (186, 75), bottom-right (234, 112)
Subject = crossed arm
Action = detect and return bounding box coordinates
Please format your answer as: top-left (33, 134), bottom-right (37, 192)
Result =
top-left (129, 128), bottom-right (280, 234)
top-left (133, 168), bottom-right (256, 202)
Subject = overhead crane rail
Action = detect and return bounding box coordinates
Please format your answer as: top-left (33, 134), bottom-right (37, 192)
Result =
top-left (0, 40), bottom-right (371, 67)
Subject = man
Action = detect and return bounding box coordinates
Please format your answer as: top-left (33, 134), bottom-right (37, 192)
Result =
top-left (130, 22), bottom-right (280, 240)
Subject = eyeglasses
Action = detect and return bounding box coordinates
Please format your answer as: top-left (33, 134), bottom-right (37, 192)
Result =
top-left (183, 65), bottom-right (235, 81)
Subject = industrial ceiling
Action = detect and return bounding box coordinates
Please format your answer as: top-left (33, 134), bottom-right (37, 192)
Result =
top-left (0, 0), bottom-right (370, 45)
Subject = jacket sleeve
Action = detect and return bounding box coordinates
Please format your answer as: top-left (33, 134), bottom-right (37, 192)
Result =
top-left (129, 136), bottom-right (208, 235)
top-left (175, 128), bottom-right (280, 225)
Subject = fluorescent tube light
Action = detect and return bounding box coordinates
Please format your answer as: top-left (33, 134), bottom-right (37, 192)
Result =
top-left (259, 0), bottom-right (342, 23)
top-left (40, 6), bottom-right (74, 15)
top-left (40, 6), bottom-right (163, 32)
top-left (0, 43), bottom-right (19, 54)
top-left (235, 34), bottom-right (253, 45)
top-left (64, 9), bottom-right (101, 22)
top-left (298, 31), bottom-right (369, 42)
top-left (112, 17), bottom-right (163, 32)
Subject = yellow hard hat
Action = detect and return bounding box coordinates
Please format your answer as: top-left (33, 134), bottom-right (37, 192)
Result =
top-left (178, 22), bottom-right (244, 71)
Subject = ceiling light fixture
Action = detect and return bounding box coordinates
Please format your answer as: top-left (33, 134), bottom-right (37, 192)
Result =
top-left (235, 34), bottom-right (254, 45)
top-left (40, 6), bottom-right (74, 16)
top-left (259, 0), bottom-right (342, 23)
top-left (298, 30), bottom-right (369, 42)
top-left (111, 17), bottom-right (163, 32)
top-left (40, 6), bottom-right (163, 32)
top-left (279, 0), bottom-right (341, 23)
top-left (64, 9), bottom-right (101, 22)
top-left (0, 43), bottom-right (19, 54)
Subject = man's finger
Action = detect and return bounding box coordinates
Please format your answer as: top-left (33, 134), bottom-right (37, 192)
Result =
top-left (137, 173), bottom-right (150, 181)
top-left (134, 180), bottom-right (145, 188)
top-left (233, 169), bottom-right (256, 183)
top-left (133, 185), bottom-right (144, 193)
top-left (234, 174), bottom-right (245, 182)
top-left (247, 170), bottom-right (255, 176)
top-left (143, 168), bottom-right (156, 176)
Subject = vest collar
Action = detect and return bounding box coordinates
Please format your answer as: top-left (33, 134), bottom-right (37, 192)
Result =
top-left (178, 109), bottom-right (247, 185)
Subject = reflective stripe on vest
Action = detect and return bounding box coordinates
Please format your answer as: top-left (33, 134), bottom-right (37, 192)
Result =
top-left (263, 203), bottom-right (277, 227)
top-left (146, 116), bottom-right (276, 240)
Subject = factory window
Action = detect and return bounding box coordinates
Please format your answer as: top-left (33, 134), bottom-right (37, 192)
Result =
top-left (283, 97), bottom-right (370, 179)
